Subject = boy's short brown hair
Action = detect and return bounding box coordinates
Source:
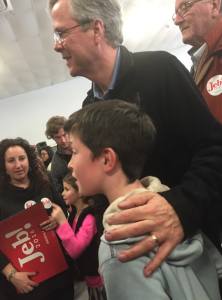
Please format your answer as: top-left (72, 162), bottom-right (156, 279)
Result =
top-left (64, 99), bottom-right (156, 183)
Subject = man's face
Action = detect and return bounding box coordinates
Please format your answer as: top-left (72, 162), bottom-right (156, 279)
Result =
top-left (51, 0), bottom-right (95, 78)
top-left (53, 128), bottom-right (70, 150)
top-left (68, 133), bottom-right (104, 196)
top-left (174, 0), bottom-right (215, 48)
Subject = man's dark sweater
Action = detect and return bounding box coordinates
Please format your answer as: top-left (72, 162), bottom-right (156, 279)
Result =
top-left (83, 46), bottom-right (222, 252)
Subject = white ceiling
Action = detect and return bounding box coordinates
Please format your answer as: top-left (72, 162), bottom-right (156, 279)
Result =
top-left (0, 0), bottom-right (191, 101)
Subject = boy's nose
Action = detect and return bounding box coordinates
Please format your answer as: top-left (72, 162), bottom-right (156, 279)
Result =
top-left (68, 158), bottom-right (73, 170)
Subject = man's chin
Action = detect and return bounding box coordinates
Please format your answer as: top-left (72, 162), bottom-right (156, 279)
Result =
top-left (70, 72), bottom-right (77, 78)
top-left (181, 31), bottom-right (192, 46)
top-left (68, 66), bottom-right (78, 78)
top-left (60, 144), bottom-right (69, 150)
top-left (182, 35), bottom-right (191, 46)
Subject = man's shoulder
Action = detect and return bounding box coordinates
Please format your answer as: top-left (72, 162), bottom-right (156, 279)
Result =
top-left (132, 50), bottom-right (173, 58)
top-left (51, 150), bottom-right (62, 167)
top-left (132, 50), bottom-right (176, 68)
top-left (119, 45), bottom-right (175, 71)
top-left (205, 16), bottom-right (222, 54)
top-left (82, 88), bottom-right (94, 107)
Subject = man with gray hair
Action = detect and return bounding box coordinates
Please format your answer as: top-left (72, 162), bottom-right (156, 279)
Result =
top-left (173, 0), bottom-right (222, 123)
top-left (47, 0), bottom-right (222, 280)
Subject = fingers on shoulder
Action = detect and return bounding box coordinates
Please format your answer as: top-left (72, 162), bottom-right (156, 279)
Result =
top-left (119, 191), bottom-right (156, 208)
top-left (118, 235), bottom-right (156, 261)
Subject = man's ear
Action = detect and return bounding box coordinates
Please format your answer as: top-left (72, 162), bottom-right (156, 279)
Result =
top-left (92, 19), bottom-right (104, 45)
top-left (101, 148), bottom-right (118, 173)
top-left (212, 0), bottom-right (221, 17)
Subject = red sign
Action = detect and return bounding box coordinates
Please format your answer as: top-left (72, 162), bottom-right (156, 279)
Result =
top-left (0, 203), bottom-right (68, 284)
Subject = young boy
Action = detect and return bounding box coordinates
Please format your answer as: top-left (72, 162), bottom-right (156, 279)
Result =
top-left (64, 99), bottom-right (222, 300)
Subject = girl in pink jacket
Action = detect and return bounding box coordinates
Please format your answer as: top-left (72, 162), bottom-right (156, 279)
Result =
top-left (51, 174), bottom-right (106, 300)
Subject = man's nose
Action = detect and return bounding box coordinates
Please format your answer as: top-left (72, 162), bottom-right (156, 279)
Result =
top-left (61, 136), bottom-right (66, 142)
top-left (54, 40), bottom-right (63, 52)
top-left (174, 13), bottom-right (183, 26)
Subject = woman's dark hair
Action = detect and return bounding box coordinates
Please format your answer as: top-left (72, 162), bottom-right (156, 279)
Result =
top-left (63, 174), bottom-right (93, 205)
top-left (0, 137), bottom-right (50, 193)
top-left (40, 146), bottom-right (54, 168)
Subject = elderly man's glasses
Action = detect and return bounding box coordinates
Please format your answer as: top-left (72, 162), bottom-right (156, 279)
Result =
top-left (172, 0), bottom-right (207, 21)
top-left (54, 24), bottom-right (81, 44)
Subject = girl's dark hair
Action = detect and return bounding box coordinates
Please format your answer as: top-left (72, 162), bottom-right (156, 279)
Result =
top-left (40, 146), bottom-right (54, 168)
top-left (63, 174), bottom-right (93, 205)
top-left (0, 137), bottom-right (50, 193)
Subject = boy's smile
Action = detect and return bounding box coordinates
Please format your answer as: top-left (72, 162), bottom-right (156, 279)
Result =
top-left (68, 133), bottom-right (104, 196)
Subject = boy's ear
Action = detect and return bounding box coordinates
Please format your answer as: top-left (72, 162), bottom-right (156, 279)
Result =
top-left (101, 148), bottom-right (118, 173)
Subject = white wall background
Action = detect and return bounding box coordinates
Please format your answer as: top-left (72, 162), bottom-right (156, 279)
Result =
top-left (0, 77), bottom-right (91, 146)
top-left (0, 46), bottom-right (192, 146)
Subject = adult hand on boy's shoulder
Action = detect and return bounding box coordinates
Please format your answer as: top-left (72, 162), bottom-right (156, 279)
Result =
top-left (104, 192), bottom-right (184, 277)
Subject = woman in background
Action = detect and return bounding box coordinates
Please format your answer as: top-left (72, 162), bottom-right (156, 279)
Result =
top-left (40, 146), bottom-right (54, 171)
top-left (0, 137), bottom-right (73, 300)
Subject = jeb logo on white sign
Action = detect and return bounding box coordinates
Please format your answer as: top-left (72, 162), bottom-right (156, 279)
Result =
top-left (5, 223), bottom-right (45, 267)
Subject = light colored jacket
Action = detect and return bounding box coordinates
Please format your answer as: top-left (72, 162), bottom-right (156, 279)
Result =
top-left (99, 176), bottom-right (222, 300)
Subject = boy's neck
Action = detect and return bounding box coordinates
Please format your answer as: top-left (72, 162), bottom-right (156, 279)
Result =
top-left (105, 177), bottom-right (144, 204)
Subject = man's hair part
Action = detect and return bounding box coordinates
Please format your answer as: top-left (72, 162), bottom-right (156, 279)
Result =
top-left (64, 99), bottom-right (156, 183)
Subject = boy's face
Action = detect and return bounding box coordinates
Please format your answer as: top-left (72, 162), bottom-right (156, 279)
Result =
top-left (68, 133), bottom-right (104, 196)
